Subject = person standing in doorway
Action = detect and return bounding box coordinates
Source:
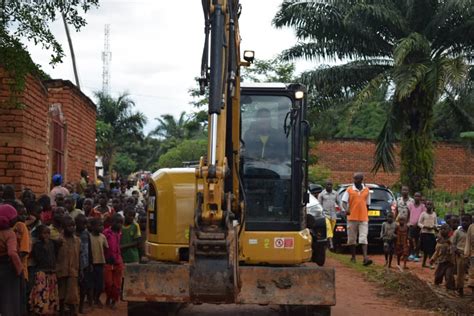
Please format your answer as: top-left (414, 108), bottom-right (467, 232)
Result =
top-left (341, 173), bottom-right (372, 266)
top-left (318, 180), bottom-right (338, 250)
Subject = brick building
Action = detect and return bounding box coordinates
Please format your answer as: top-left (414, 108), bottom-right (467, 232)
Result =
top-left (315, 139), bottom-right (474, 193)
top-left (0, 67), bottom-right (96, 196)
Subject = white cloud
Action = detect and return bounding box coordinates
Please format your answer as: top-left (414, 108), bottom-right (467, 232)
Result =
top-left (26, 0), bottom-right (320, 134)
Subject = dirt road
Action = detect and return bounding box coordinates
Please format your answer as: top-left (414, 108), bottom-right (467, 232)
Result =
top-left (89, 255), bottom-right (438, 316)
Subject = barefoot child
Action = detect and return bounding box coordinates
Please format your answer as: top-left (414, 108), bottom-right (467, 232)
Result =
top-left (431, 224), bottom-right (455, 290)
top-left (56, 216), bottom-right (81, 315)
top-left (418, 200), bottom-right (437, 268)
top-left (380, 212), bottom-right (397, 268)
top-left (29, 225), bottom-right (60, 315)
top-left (104, 214), bottom-right (123, 309)
top-left (452, 214), bottom-right (471, 296)
top-left (395, 216), bottom-right (410, 271)
top-left (89, 218), bottom-right (108, 307)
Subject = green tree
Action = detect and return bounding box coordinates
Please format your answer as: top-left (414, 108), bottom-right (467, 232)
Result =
top-left (0, 0), bottom-right (98, 103)
top-left (274, 0), bottom-right (473, 192)
top-left (157, 139), bottom-right (208, 169)
top-left (242, 58), bottom-right (295, 83)
top-left (95, 92), bottom-right (147, 175)
top-left (112, 152), bottom-right (137, 177)
top-left (1, 0), bottom-right (98, 65)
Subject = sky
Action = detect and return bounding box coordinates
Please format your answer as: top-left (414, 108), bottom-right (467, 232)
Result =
top-left (26, 0), bottom-right (318, 134)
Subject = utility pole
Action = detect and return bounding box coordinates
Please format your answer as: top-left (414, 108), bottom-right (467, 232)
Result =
top-left (102, 24), bottom-right (111, 96)
top-left (62, 12), bottom-right (80, 89)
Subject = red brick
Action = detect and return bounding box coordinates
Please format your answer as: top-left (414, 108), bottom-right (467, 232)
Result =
top-left (0, 147), bottom-right (14, 154)
top-left (0, 176), bottom-right (13, 184)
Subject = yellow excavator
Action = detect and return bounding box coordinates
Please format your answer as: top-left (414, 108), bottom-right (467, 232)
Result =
top-left (124, 0), bottom-right (335, 315)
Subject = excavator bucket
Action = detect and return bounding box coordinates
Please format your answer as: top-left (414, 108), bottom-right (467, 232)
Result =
top-left (237, 265), bottom-right (335, 306)
top-left (123, 263), bottom-right (335, 306)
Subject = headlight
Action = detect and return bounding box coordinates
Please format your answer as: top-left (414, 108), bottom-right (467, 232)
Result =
top-left (307, 204), bottom-right (323, 218)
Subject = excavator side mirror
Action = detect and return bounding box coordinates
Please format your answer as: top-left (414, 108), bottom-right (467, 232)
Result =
top-left (243, 50), bottom-right (255, 63)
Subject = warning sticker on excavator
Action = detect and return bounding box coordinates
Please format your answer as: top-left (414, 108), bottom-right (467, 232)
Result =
top-left (274, 237), bottom-right (294, 249)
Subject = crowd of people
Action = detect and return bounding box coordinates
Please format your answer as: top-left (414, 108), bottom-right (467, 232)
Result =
top-left (380, 185), bottom-right (474, 298)
top-left (0, 171), bottom-right (147, 316)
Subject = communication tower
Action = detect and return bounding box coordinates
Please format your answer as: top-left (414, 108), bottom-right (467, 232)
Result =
top-left (102, 24), bottom-right (111, 95)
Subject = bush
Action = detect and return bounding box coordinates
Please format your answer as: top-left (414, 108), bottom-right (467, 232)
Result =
top-left (308, 164), bottom-right (331, 184)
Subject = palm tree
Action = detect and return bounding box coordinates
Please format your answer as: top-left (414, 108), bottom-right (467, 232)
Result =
top-left (150, 111), bottom-right (206, 140)
top-left (274, 0), bottom-right (473, 192)
top-left (95, 92), bottom-right (147, 175)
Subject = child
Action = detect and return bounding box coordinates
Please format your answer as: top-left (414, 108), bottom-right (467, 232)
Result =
top-left (90, 193), bottom-right (115, 228)
top-left (120, 207), bottom-right (142, 264)
top-left (380, 212), bottom-right (397, 268)
top-left (29, 225), bottom-right (59, 315)
top-left (0, 204), bottom-right (23, 316)
top-left (112, 198), bottom-right (123, 217)
top-left (56, 216), bottom-right (81, 315)
top-left (65, 195), bottom-right (84, 220)
top-left (464, 220), bottom-right (474, 297)
top-left (12, 201), bottom-right (30, 315)
top-left (49, 207), bottom-right (65, 241)
top-left (418, 200), bottom-right (438, 268)
top-left (55, 193), bottom-right (66, 209)
top-left (451, 214), bottom-right (471, 296)
top-left (38, 194), bottom-right (53, 226)
top-left (430, 224), bottom-right (455, 290)
top-left (82, 198), bottom-right (94, 217)
top-left (89, 218), bottom-right (108, 307)
top-left (407, 192), bottom-right (425, 262)
top-left (448, 215), bottom-right (460, 238)
top-left (395, 216), bottom-right (410, 271)
top-left (104, 214), bottom-right (124, 309)
top-left (75, 214), bottom-right (93, 313)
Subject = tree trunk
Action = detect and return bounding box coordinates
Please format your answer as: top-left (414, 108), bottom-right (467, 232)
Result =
top-left (399, 88), bottom-right (435, 193)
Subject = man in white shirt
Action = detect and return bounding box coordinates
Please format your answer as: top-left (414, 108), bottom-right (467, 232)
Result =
top-left (318, 180), bottom-right (339, 249)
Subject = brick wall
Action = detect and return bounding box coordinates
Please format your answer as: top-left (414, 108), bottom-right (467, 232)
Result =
top-left (314, 139), bottom-right (474, 193)
top-left (44, 80), bottom-right (96, 189)
top-left (0, 67), bottom-right (96, 196)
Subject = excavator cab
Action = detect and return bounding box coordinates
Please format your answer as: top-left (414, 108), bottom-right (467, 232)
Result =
top-left (240, 83), bottom-right (308, 233)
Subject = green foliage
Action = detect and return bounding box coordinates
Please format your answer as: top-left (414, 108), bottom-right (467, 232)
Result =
top-left (0, 30), bottom-right (50, 108)
top-left (95, 92), bottom-right (147, 176)
top-left (157, 139), bottom-right (207, 169)
top-left (1, 0), bottom-right (99, 65)
top-left (242, 58), bottom-right (295, 83)
top-left (274, 0), bottom-right (474, 192)
top-left (112, 152), bottom-right (137, 178)
top-left (308, 164), bottom-right (331, 185)
top-left (0, 1), bottom-right (97, 105)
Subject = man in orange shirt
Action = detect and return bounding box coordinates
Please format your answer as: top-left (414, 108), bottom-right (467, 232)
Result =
top-left (341, 173), bottom-right (373, 266)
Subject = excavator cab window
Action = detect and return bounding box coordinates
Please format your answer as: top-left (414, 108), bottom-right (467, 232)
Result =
top-left (241, 91), bottom-right (303, 231)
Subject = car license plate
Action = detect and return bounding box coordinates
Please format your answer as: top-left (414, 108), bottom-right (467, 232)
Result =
top-left (368, 210), bottom-right (380, 216)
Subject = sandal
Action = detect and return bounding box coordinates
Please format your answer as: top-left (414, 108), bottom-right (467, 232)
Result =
top-left (363, 258), bottom-right (373, 266)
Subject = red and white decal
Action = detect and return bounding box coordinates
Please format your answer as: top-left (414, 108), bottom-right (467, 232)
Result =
top-left (274, 237), bottom-right (294, 249)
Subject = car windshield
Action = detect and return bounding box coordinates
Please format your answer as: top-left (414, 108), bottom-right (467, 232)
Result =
top-left (370, 189), bottom-right (393, 203)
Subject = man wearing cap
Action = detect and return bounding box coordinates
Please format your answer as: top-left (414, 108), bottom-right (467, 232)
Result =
top-left (49, 174), bottom-right (70, 207)
top-left (341, 172), bottom-right (373, 266)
